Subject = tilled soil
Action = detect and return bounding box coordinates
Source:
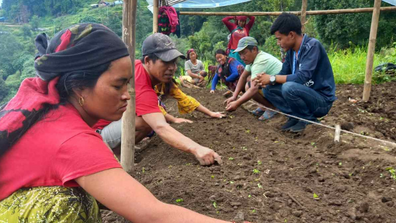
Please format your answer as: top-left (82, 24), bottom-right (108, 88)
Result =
top-left (102, 82), bottom-right (396, 223)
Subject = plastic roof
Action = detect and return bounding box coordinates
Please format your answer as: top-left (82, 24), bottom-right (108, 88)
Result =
top-left (383, 0), bottom-right (396, 5)
top-left (146, 0), bottom-right (252, 9)
top-left (146, 0), bottom-right (394, 12)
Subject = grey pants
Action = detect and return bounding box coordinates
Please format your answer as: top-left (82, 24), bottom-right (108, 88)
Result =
top-left (100, 120), bottom-right (122, 149)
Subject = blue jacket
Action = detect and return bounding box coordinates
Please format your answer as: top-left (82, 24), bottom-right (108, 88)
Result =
top-left (211, 58), bottom-right (242, 90)
top-left (280, 35), bottom-right (336, 102)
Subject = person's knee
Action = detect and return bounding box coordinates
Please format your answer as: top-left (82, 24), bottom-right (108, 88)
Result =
top-left (245, 81), bottom-right (251, 91)
top-left (281, 82), bottom-right (299, 97)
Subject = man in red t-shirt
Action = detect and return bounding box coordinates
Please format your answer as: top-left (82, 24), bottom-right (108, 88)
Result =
top-left (95, 33), bottom-right (221, 166)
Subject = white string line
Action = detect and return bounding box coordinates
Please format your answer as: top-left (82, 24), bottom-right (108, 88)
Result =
top-left (250, 102), bottom-right (396, 148)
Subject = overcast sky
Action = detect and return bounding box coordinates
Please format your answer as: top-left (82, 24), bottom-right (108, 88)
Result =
top-left (0, 0), bottom-right (3, 8)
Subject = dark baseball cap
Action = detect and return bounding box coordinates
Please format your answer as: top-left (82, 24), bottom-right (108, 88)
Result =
top-left (142, 33), bottom-right (186, 62)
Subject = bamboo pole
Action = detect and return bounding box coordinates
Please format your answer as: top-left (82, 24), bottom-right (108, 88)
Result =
top-left (179, 6), bottom-right (396, 16)
top-left (363, 0), bottom-right (382, 102)
top-left (121, 0), bottom-right (137, 173)
top-left (153, 0), bottom-right (159, 33)
top-left (301, 0), bottom-right (308, 33)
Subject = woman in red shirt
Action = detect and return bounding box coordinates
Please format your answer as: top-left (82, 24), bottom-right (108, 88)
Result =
top-left (0, 23), bottom-right (243, 223)
top-left (222, 15), bottom-right (255, 66)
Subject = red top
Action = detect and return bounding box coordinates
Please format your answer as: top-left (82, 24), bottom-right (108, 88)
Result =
top-left (0, 104), bottom-right (121, 201)
top-left (222, 16), bottom-right (255, 50)
top-left (93, 60), bottom-right (161, 130)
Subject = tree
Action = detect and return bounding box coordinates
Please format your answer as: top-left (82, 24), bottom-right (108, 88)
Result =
top-left (0, 78), bottom-right (9, 104)
top-left (311, 0), bottom-right (396, 49)
top-left (30, 15), bottom-right (40, 30)
top-left (0, 34), bottom-right (24, 78)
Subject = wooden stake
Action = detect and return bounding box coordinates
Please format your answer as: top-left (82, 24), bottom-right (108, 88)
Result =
top-left (363, 0), bottom-right (382, 102)
top-left (153, 0), bottom-right (159, 33)
top-left (334, 124), bottom-right (341, 143)
top-left (301, 0), bottom-right (308, 33)
top-left (179, 6), bottom-right (396, 16)
top-left (121, 0), bottom-right (137, 173)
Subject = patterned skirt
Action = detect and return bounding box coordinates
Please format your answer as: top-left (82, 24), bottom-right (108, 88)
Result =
top-left (0, 186), bottom-right (101, 222)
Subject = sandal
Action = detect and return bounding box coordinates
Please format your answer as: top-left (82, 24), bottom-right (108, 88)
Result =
top-left (251, 107), bottom-right (264, 116)
top-left (258, 110), bottom-right (277, 121)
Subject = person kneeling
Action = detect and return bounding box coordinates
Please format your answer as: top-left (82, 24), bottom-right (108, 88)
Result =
top-left (254, 13), bottom-right (336, 132)
top-left (224, 37), bottom-right (283, 121)
top-left (95, 33), bottom-right (223, 166)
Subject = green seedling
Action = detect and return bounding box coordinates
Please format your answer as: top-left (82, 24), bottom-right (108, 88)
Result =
top-left (382, 146), bottom-right (390, 152)
top-left (176, 198), bottom-right (184, 203)
top-left (311, 142), bottom-right (316, 146)
top-left (248, 194), bottom-right (251, 198)
top-left (242, 146), bottom-right (248, 150)
top-left (228, 157), bottom-right (234, 161)
top-left (257, 160), bottom-right (262, 165)
top-left (386, 167), bottom-right (396, 180)
top-left (380, 173), bottom-right (384, 178)
top-left (211, 175), bottom-right (215, 179)
top-left (313, 193), bottom-right (319, 199)
top-left (251, 209), bottom-right (256, 214)
top-left (185, 163), bottom-right (191, 166)
top-left (338, 162), bottom-right (342, 166)
top-left (168, 165), bottom-right (172, 169)
top-left (212, 201), bottom-right (217, 209)
top-left (245, 129), bottom-right (251, 133)
top-left (142, 167), bottom-right (145, 173)
top-left (257, 183), bottom-right (263, 189)
top-left (253, 169), bottom-right (260, 174)
top-left (229, 181), bottom-right (234, 184)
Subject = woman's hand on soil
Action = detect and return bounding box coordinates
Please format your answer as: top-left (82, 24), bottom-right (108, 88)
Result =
top-left (194, 147), bottom-right (222, 166)
top-left (210, 112), bottom-right (226, 118)
top-left (173, 118), bottom-right (193, 124)
top-left (210, 90), bottom-right (215, 94)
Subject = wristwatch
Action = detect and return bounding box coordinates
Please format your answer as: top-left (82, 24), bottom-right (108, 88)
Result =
top-left (270, 75), bottom-right (276, 85)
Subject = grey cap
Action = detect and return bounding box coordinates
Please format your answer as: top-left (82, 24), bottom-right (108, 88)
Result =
top-left (234, 36), bottom-right (258, 53)
top-left (142, 33), bottom-right (186, 62)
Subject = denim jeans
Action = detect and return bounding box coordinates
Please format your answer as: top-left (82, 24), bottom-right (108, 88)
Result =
top-left (263, 82), bottom-right (333, 121)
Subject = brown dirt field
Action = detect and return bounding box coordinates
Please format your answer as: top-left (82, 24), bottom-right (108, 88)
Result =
top-left (102, 82), bottom-right (396, 223)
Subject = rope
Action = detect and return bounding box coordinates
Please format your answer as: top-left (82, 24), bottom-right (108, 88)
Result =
top-left (251, 102), bottom-right (396, 148)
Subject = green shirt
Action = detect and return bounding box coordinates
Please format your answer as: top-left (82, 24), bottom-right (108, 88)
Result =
top-left (245, 51), bottom-right (282, 79)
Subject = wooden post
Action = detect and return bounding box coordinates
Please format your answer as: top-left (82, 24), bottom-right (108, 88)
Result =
top-left (334, 124), bottom-right (341, 143)
top-left (301, 0), bottom-right (308, 33)
top-left (153, 0), bottom-right (159, 33)
top-left (121, 0), bottom-right (137, 173)
top-left (178, 7), bottom-right (396, 16)
top-left (363, 0), bottom-right (381, 102)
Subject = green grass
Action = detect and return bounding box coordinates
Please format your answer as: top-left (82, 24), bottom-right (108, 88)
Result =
top-left (328, 44), bottom-right (396, 84)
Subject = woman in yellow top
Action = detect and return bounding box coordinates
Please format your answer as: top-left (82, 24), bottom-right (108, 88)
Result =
top-left (155, 80), bottom-right (224, 123)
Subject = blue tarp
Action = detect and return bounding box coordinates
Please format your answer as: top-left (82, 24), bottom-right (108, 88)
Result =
top-left (172, 0), bottom-right (251, 9)
top-left (383, 0), bottom-right (396, 5)
top-left (146, 0), bottom-right (251, 10)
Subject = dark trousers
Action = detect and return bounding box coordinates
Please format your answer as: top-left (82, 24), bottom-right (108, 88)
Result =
top-left (263, 82), bottom-right (333, 121)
